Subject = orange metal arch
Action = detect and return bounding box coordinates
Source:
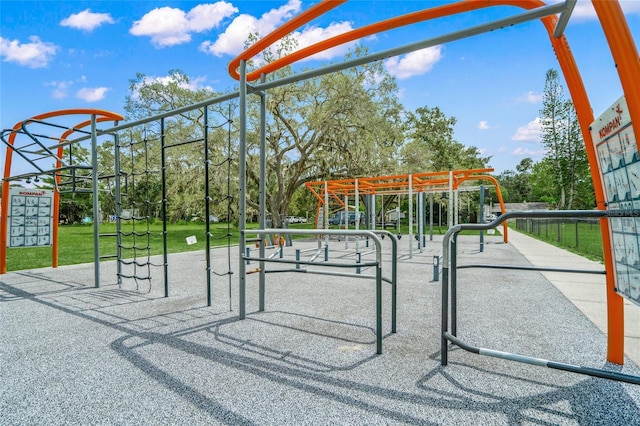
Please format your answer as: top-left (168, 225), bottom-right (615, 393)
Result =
top-left (306, 169), bottom-right (506, 235)
top-left (231, 0), bottom-right (639, 363)
top-left (230, 0), bottom-right (544, 82)
top-left (454, 174), bottom-right (508, 242)
top-left (1, 109), bottom-right (123, 274)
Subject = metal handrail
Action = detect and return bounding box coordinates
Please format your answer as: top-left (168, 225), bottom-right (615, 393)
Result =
top-left (242, 228), bottom-right (397, 354)
top-left (440, 209), bottom-right (640, 385)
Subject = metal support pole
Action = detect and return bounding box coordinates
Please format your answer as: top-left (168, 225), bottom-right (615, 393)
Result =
top-left (376, 261), bottom-right (383, 355)
top-left (238, 60), bottom-right (247, 319)
top-left (454, 188), bottom-right (459, 226)
top-left (451, 236), bottom-right (458, 336)
top-left (422, 192), bottom-right (427, 247)
top-left (114, 133), bottom-right (123, 285)
top-left (430, 193), bottom-right (434, 240)
top-left (433, 255), bottom-right (440, 281)
top-left (324, 181), bottom-right (329, 230)
top-left (356, 252), bottom-right (361, 274)
top-left (296, 249), bottom-right (300, 270)
top-left (344, 193), bottom-right (349, 249)
top-left (355, 179), bottom-right (360, 254)
top-left (91, 115), bottom-right (100, 288)
top-left (448, 170), bottom-right (454, 228)
top-left (161, 117), bottom-right (169, 297)
top-left (371, 193), bottom-right (376, 230)
top-left (479, 185), bottom-right (485, 253)
top-left (408, 174), bottom-right (413, 259)
top-left (259, 74), bottom-right (267, 312)
top-left (441, 264), bottom-right (449, 366)
top-left (246, 247), bottom-right (251, 265)
top-left (381, 194), bottom-right (385, 229)
top-left (204, 107), bottom-right (212, 306)
top-left (419, 191), bottom-right (423, 250)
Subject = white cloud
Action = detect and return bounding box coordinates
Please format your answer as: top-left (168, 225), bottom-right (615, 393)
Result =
top-left (551, 0), bottom-right (640, 22)
top-left (290, 22), bottom-right (355, 61)
top-left (131, 2), bottom-right (237, 47)
top-left (570, 1), bottom-right (597, 20)
top-left (512, 117), bottom-right (542, 142)
top-left (621, 1), bottom-right (640, 15)
top-left (45, 80), bottom-right (73, 99)
top-left (384, 46), bottom-right (442, 80)
top-left (479, 121), bottom-right (490, 130)
top-left (76, 87), bottom-right (109, 102)
top-left (200, 0), bottom-right (301, 56)
top-left (60, 9), bottom-right (115, 32)
top-left (517, 91), bottom-right (543, 104)
top-left (513, 147), bottom-right (545, 156)
top-left (0, 36), bottom-right (57, 68)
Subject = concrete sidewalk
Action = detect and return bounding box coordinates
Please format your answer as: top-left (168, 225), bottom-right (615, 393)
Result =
top-left (506, 228), bottom-right (640, 367)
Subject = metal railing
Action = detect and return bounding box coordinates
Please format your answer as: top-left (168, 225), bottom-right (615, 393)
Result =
top-left (242, 228), bottom-right (398, 355)
top-left (440, 209), bottom-right (640, 385)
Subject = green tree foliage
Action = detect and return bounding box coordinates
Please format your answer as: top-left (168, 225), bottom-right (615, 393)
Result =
top-left (121, 57), bottom-right (404, 227)
top-left (402, 105), bottom-right (490, 172)
top-left (538, 69), bottom-right (593, 209)
top-left (496, 158), bottom-right (534, 203)
top-left (54, 145), bottom-right (94, 223)
top-left (123, 70), bottom-right (236, 223)
top-left (244, 46), bottom-right (404, 227)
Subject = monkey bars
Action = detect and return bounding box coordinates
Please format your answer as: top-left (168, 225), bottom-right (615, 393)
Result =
top-left (305, 168), bottom-right (508, 243)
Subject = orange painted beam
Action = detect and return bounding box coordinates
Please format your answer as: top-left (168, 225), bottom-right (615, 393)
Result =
top-left (229, 0), bottom-right (533, 82)
top-left (228, 0), bottom-right (346, 81)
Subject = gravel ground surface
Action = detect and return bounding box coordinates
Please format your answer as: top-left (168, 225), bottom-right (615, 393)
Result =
top-left (2, 233), bottom-right (640, 425)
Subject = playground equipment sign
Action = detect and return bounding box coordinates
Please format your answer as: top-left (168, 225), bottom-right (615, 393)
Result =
top-left (591, 95), bottom-right (640, 306)
top-left (6, 187), bottom-right (53, 247)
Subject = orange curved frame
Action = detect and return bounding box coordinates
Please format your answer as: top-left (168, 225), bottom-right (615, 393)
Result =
top-left (1, 109), bottom-right (123, 274)
top-left (230, 0), bottom-right (640, 363)
top-left (306, 168), bottom-right (508, 240)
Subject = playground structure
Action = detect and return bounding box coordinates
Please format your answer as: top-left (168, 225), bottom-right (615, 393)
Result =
top-left (305, 169), bottom-right (507, 257)
top-left (225, 0), bottom-right (640, 378)
top-left (1, 0), bottom-right (639, 381)
top-left (1, 106), bottom-right (237, 307)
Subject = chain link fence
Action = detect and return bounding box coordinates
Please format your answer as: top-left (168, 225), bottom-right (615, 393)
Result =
top-left (513, 217), bottom-right (604, 262)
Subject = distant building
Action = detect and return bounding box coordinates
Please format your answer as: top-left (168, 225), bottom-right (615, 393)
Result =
top-left (492, 202), bottom-right (549, 215)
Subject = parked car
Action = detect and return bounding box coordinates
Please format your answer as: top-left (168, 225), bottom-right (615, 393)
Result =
top-left (485, 214), bottom-right (497, 223)
top-left (328, 211), bottom-right (363, 226)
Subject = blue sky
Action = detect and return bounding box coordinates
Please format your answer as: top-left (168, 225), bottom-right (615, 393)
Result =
top-left (2, 0), bottom-right (640, 175)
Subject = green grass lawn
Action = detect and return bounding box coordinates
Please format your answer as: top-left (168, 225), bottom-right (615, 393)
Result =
top-left (4, 220), bottom-right (501, 272)
top-left (4, 221), bottom-right (319, 272)
top-left (510, 219), bottom-right (604, 262)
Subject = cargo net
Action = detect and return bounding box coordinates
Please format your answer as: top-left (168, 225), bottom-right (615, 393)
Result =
top-left (115, 132), bottom-right (163, 292)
